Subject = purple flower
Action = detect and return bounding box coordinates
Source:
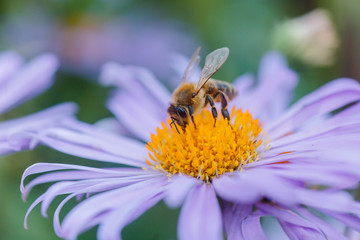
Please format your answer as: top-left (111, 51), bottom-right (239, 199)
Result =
top-left (0, 51), bottom-right (77, 155)
top-left (22, 51), bottom-right (360, 239)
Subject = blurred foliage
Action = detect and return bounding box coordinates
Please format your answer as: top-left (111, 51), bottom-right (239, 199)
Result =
top-left (0, 0), bottom-right (359, 239)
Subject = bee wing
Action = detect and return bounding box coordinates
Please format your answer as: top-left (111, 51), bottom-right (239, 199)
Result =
top-left (181, 47), bottom-right (201, 83)
top-left (193, 47), bottom-right (229, 96)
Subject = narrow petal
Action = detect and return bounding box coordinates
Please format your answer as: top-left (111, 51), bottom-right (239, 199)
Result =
top-left (223, 203), bottom-right (252, 240)
top-left (164, 175), bottom-right (197, 208)
top-left (239, 51), bottom-right (298, 121)
top-left (100, 63), bottom-right (171, 108)
top-left (96, 192), bottom-right (164, 240)
top-left (94, 117), bottom-right (132, 136)
top-left (321, 210), bottom-right (360, 232)
top-left (296, 207), bottom-right (348, 240)
top-left (257, 203), bottom-right (327, 240)
top-left (21, 162), bottom-right (152, 198)
top-left (0, 51), bottom-right (23, 87)
top-left (24, 175), bottom-right (156, 230)
top-left (0, 53), bottom-right (59, 113)
top-left (60, 177), bottom-right (167, 239)
top-left (178, 184), bottom-right (223, 240)
top-left (241, 213), bottom-right (268, 240)
top-left (107, 92), bottom-right (164, 141)
top-left (213, 171), bottom-right (298, 205)
top-left (232, 74), bottom-right (255, 95)
top-left (41, 176), bottom-right (154, 218)
top-left (25, 120), bottom-right (147, 167)
top-left (267, 78), bottom-right (360, 138)
top-left (0, 103), bottom-right (77, 156)
top-left (0, 102), bottom-right (77, 136)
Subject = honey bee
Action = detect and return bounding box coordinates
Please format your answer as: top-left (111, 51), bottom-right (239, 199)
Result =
top-left (167, 47), bottom-right (237, 133)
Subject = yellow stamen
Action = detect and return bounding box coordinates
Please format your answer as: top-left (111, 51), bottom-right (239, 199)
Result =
top-left (146, 108), bottom-right (264, 182)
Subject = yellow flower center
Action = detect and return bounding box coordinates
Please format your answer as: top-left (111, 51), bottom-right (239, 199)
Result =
top-left (146, 108), bottom-right (264, 182)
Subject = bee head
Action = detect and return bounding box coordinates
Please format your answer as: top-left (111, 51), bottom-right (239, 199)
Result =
top-left (167, 104), bottom-right (189, 128)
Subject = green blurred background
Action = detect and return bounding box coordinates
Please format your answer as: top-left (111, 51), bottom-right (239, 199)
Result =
top-left (0, 0), bottom-right (360, 239)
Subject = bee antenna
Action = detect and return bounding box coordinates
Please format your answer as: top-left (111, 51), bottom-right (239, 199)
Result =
top-left (192, 92), bottom-right (198, 98)
top-left (170, 117), bottom-right (180, 134)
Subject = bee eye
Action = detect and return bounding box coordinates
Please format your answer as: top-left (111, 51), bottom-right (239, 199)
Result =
top-left (176, 107), bottom-right (188, 118)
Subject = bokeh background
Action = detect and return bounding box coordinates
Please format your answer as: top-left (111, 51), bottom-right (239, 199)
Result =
top-left (1, 0), bottom-right (360, 239)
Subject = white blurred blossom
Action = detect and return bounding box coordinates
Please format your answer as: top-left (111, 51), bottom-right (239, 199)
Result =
top-left (273, 9), bottom-right (339, 66)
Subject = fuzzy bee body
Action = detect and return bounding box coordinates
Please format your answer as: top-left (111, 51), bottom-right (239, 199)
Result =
top-left (168, 47), bottom-right (236, 131)
top-left (207, 79), bottom-right (237, 103)
top-left (172, 79), bottom-right (237, 114)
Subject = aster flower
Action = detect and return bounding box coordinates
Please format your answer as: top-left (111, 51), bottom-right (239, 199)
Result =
top-left (22, 51), bottom-right (360, 239)
top-left (0, 51), bottom-right (77, 156)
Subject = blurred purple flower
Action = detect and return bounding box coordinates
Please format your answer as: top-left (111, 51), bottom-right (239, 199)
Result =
top-left (0, 51), bottom-right (77, 156)
top-left (22, 52), bottom-right (360, 239)
top-left (2, 9), bottom-right (197, 79)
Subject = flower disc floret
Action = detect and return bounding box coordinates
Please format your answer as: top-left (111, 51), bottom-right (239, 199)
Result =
top-left (146, 108), bottom-right (263, 182)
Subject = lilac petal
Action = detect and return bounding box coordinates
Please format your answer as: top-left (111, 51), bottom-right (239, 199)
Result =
top-left (279, 221), bottom-right (326, 240)
top-left (24, 193), bottom-right (46, 229)
top-left (100, 63), bottom-right (171, 108)
top-left (257, 203), bottom-right (327, 240)
top-left (296, 207), bottom-right (348, 240)
top-left (213, 174), bottom-right (263, 204)
top-left (96, 191), bottom-right (165, 240)
top-left (178, 184), bottom-right (223, 240)
top-left (213, 171), bottom-right (297, 205)
top-left (270, 135), bottom-right (360, 158)
top-left (229, 74), bottom-right (256, 111)
top-left (269, 187), bottom-right (360, 216)
top-left (41, 181), bottom-right (97, 217)
top-left (256, 162), bottom-right (360, 188)
top-left (0, 53), bottom-right (59, 114)
top-left (321, 210), bottom-right (360, 232)
top-left (0, 102), bottom-right (77, 135)
top-left (60, 177), bottom-right (167, 239)
top-left (26, 124), bottom-right (147, 167)
top-left (94, 117), bottom-right (132, 136)
top-left (324, 102), bottom-right (360, 127)
top-left (241, 213), bottom-right (268, 240)
top-left (215, 167), bottom-right (360, 213)
top-left (107, 92), bottom-right (164, 141)
top-left (232, 74), bottom-right (255, 95)
top-left (24, 173), bottom-right (155, 228)
top-left (0, 103), bottom-right (77, 155)
top-left (51, 179), bottom-right (164, 237)
top-left (164, 175), bottom-right (197, 208)
top-left (239, 51), bottom-right (298, 121)
top-left (267, 78), bottom-right (360, 138)
top-left (53, 194), bottom-right (76, 237)
top-left (21, 163), bottom-right (131, 193)
top-left (62, 117), bottom-right (147, 151)
top-left (54, 192), bottom-right (109, 237)
top-left (222, 203), bottom-right (252, 240)
top-left (41, 175), bottom-right (155, 218)
top-left (0, 51), bottom-right (23, 87)
top-left (21, 162), bottom-right (157, 199)
top-left (270, 121), bottom-right (360, 151)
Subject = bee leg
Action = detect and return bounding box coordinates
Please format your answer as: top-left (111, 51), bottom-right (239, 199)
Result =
top-left (206, 95), bottom-right (218, 127)
top-left (214, 91), bottom-right (230, 121)
top-left (188, 105), bottom-right (197, 129)
top-left (170, 117), bottom-right (180, 134)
